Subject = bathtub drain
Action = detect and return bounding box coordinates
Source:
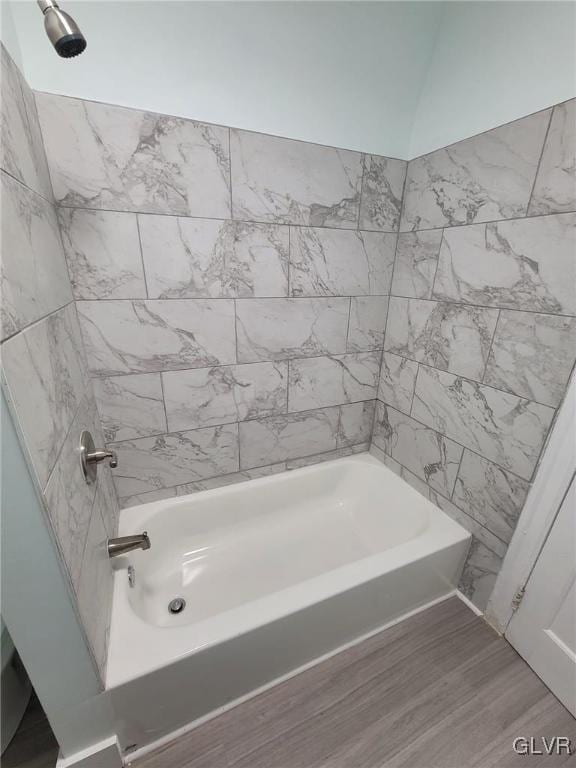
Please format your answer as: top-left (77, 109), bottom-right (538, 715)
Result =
top-left (168, 597), bottom-right (186, 614)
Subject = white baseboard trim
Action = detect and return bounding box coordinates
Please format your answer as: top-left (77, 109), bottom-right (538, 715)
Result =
top-left (56, 736), bottom-right (122, 768)
top-left (455, 590), bottom-right (484, 616)
top-left (125, 590), bottom-right (459, 764)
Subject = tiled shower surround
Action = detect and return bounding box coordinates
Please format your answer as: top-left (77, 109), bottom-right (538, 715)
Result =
top-left (2, 38), bottom-right (574, 615)
top-left (0, 46), bottom-right (119, 681)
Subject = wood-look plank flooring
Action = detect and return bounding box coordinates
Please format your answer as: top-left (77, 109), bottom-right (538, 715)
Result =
top-left (2, 692), bottom-right (59, 768)
top-left (131, 597), bottom-right (576, 768)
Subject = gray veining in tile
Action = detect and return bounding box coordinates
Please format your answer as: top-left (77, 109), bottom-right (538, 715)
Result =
top-left (412, 366), bottom-right (554, 481)
top-left (236, 298), bottom-right (349, 363)
top-left (372, 401), bottom-right (462, 497)
top-left (176, 463), bottom-right (287, 496)
top-left (230, 129), bottom-right (363, 228)
top-left (110, 424), bottom-right (239, 496)
top-left (377, 352), bottom-right (418, 414)
top-left (93, 373), bottom-right (167, 442)
top-left (1, 172), bottom-right (71, 340)
top-left (43, 396), bottom-right (99, 589)
top-left (36, 93), bottom-right (231, 217)
top-left (139, 216), bottom-right (289, 298)
top-left (1, 303), bottom-right (88, 487)
top-left (359, 155), bottom-right (407, 232)
top-left (458, 538), bottom-right (503, 611)
top-left (433, 213), bottom-right (576, 315)
top-left (385, 297), bottom-right (499, 380)
top-left (288, 352), bottom-right (379, 412)
top-left (401, 110), bottom-right (551, 231)
top-left (529, 99), bottom-right (576, 215)
top-left (58, 208), bottom-right (146, 300)
top-left (453, 450), bottom-right (529, 544)
top-left (390, 230), bottom-right (443, 299)
top-left (239, 407), bottom-right (339, 469)
top-left (483, 310), bottom-right (576, 407)
top-left (347, 296), bottom-right (389, 352)
top-left (0, 45), bottom-right (52, 199)
top-left (337, 401), bottom-right (375, 448)
top-left (163, 361), bottom-right (288, 431)
top-left (77, 299), bottom-right (236, 375)
top-left (290, 227), bottom-right (396, 297)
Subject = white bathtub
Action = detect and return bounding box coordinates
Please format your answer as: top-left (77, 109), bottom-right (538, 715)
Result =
top-left (106, 453), bottom-right (470, 754)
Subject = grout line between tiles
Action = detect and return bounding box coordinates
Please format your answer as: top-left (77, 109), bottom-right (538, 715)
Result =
top-left (135, 214), bottom-right (150, 299)
top-left (480, 309), bottom-right (501, 384)
top-left (526, 107), bottom-right (554, 215)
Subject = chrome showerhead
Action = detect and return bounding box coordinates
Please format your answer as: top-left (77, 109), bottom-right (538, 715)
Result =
top-left (37, 0), bottom-right (86, 58)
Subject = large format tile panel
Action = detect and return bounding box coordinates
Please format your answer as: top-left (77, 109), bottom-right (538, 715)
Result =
top-left (162, 362), bottom-right (288, 431)
top-left (1, 171), bottom-right (72, 340)
top-left (483, 310), bottom-right (576, 407)
top-left (347, 296), bottom-right (389, 352)
top-left (35, 93), bottom-right (231, 217)
top-left (77, 299), bottom-right (237, 375)
top-left (290, 227), bottom-right (396, 296)
top-left (288, 352), bottom-right (379, 412)
top-left (433, 213), bottom-right (576, 315)
top-left (412, 366), bottom-right (554, 481)
top-left (372, 401), bottom-right (463, 497)
top-left (93, 373), bottom-right (167, 442)
top-left (0, 44), bottom-right (52, 199)
top-left (400, 110), bottom-right (551, 231)
top-left (58, 208), bottom-right (146, 300)
top-left (239, 407), bottom-right (341, 468)
top-left (529, 99), bottom-right (576, 215)
top-left (390, 230), bottom-right (443, 300)
top-left (1, 303), bottom-right (88, 488)
top-left (385, 297), bottom-right (498, 380)
top-left (377, 352), bottom-right (418, 414)
top-left (230, 129), bottom-right (363, 228)
top-left (110, 424), bottom-right (240, 497)
top-left (139, 216), bottom-right (289, 298)
top-left (235, 298), bottom-right (350, 363)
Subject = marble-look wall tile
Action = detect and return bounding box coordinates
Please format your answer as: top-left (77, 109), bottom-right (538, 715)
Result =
top-left (239, 407), bottom-right (339, 469)
top-left (390, 231), bottom-right (443, 299)
top-left (1, 172), bottom-right (72, 340)
top-left (236, 298), bottom-right (349, 363)
top-left (288, 352), bottom-right (379, 412)
top-left (110, 424), bottom-right (239, 496)
top-left (377, 352), bottom-right (418, 414)
top-left (36, 93), bottom-right (231, 217)
top-left (230, 129), bottom-right (363, 228)
top-left (458, 539), bottom-right (503, 611)
top-left (529, 99), bottom-right (576, 215)
top-left (43, 396), bottom-right (99, 589)
top-left (93, 373), bottom-right (167, 442)
top-left (372, 401), bottom-right (462, 497)
top-left (77, 299), bottom-right (236, 375)
top-left (483, 311), bottom-right (576, 408)
top-left (347, 296), bottom-right (389, 352)
top-left (1, 303), bottom-right (88, 488)
top-left (163, 361), bottom-right (288, 431)
top-left (358, 155), bottom-right (407, 232)
top-left (76, 485), bottom-right (113, 678)
top-left (433, 213), bottom-right (576, 315)
top-left (412, 366), bottom-right (554, 481)
top-left (337, 401), bottom-right (375, 447)
top-left (120, 486), bottom-right (178, 510)
top-left (290, 227), bottom-right (396, 297)
top-left (400, 110), bottom-right (550, 231)
top-left (58, 209), bottom-right (146, 300)
top-left (0, 45), bottom-right (52, 200)
top-left (139, 216), bottom-right (288, 298)
top-left (369, 444), bottom-right (402, 476)
top-left (453, 450), bottom-right (529, 544)
top-left (286, 443), bottom-right (368, 470)
top-left (385, 298), bottom-right (498, 380)
top-left (176, 463), bottom-right (287, 496)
